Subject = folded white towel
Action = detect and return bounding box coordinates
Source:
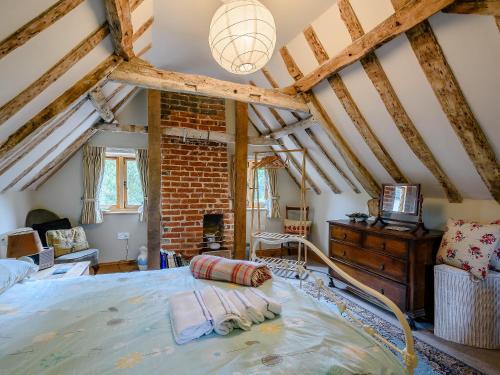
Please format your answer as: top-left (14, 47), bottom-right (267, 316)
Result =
top-left (243, 288), bottom-right (282, 320)
top-left (200, 286), bottom-right (251, 335)
top-left (169, 290), bottom-right (213, 345)
top-left (227, 290), bottom-right (265, 324)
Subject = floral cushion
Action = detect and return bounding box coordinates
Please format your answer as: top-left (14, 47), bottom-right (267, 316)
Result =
top-left (46, 227), bottom-right (89, 258)
top-left (284, 219), bottom-right (312, 235)
top-left (436, 219), bottom-right (499, 279)
top-left (490, 220), bottom-right (500, 271)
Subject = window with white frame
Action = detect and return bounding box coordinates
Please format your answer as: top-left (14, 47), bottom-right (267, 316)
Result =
top-left (99, 150), bottom-right (143, 213)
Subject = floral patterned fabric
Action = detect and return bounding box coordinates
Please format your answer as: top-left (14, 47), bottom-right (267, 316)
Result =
top-left (45, 227), bottom-right (89, 257)
top-left (436, 219), bottom-right (499, 279)
top-left (490, 220), bottom-right (500, 271)
top-left (283, 219), bottom-right (311, 235)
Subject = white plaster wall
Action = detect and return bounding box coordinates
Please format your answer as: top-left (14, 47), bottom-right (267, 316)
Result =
top-left (30, 90), bottom-right (149, 263)
top-left (31, 131), bottom-right (148, 263)
top-left (0, 191), bottom-right (33, 235)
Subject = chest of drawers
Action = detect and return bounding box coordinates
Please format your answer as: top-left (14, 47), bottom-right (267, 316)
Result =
top-left (328, 220), bottom-right (442, 320)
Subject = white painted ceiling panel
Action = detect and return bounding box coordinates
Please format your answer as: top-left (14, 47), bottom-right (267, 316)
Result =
top-left (348, 0), bottom-right (394, 32)
top-left (0, 0), bottom-right (106, 106)
top-left (0, 101), bottom-right (96, 191)
top-left (311, 4), bottom-right (352, 57)
top-left (374, 34), bottom-right (491, 199)
top-left (15, 113), bottom-right (100, 191)
top-left (132, 0), bottom-right (154, 32)
top-left (0, 37), bottom-right (114, 143)
top-left (429, 13), bottom-right (500, 157)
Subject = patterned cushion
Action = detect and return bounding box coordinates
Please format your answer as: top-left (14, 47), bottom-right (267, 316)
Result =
top-left (436, 219), bottom-right (499, 280)
top-left (284, 219), bottom-right (312, 235)
top-left (490, 220), bottom-right (500, 271)
top-left (46, 227), bottom-right (89, 258)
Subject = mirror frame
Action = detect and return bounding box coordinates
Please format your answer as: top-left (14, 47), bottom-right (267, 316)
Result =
top-left (380, 183), bottom-right (421, 217)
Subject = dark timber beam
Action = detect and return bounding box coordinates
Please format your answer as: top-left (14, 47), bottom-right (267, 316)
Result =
top-left (234, 102), bottom-right (248, 259)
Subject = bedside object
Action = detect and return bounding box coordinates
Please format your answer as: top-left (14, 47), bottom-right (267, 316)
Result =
top-left (434, 264), bottom-right (500, 349)
top-left (328, 220), bottom-right (443, 324)
top-left (7, 231), bottom-right (54, 270)
top-left (371, 183), bottom-right (427, 234)
top-left (31, 261), bottom-right (90, 280)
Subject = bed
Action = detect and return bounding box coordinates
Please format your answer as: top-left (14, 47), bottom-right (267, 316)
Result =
top-left (0, 235), bottom-right (415, 375)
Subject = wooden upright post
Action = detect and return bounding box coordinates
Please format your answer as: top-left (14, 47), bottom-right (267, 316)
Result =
top-left (234, 101), bottom-right (248, 259)
top-left (147, 89), bottom-right (161, 269)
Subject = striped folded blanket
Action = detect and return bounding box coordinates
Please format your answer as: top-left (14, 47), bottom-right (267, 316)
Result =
top-left (189, 255), bottom-right (272, 287)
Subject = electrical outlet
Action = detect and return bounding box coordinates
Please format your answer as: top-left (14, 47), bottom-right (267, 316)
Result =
top-left (117, 232), bottom-right (130, 240)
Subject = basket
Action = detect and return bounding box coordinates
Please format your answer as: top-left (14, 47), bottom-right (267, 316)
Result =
top-left (434, 264), bottom-right (500, 349)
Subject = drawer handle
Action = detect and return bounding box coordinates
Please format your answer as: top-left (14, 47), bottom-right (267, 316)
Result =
top-left (379, 263), bottom-right (385, 271)
top-left (381, 242), bottom-right (386, 249)
top-left (342, 233), bottom-right (347, 240)
top-left (380, 288), bottom-right (385, 295)
top-left (342, 250), bottom-right (347, 257)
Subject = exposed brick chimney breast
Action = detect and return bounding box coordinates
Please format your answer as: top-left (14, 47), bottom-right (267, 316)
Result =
top-left (160, 92), bottom-right (234, 257)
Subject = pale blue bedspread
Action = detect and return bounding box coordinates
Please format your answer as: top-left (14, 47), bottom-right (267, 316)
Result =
top-left (0, 267), bottom-right (406, 374)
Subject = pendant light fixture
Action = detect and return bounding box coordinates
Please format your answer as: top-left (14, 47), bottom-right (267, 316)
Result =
top-left (209, 0), bottom-right (276, 75)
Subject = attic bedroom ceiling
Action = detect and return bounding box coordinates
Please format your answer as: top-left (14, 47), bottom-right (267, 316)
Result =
top-left (0, 0), bottom-right (498, 205)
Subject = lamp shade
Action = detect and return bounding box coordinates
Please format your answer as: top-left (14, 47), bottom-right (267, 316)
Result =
top-left (209, 0), bottom-right (276, 75)
top-left (7, 231), bottom-right (44, 258)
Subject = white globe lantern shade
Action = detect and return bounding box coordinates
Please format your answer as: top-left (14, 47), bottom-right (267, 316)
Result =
top-left (209, 0), bottom-right (276, 75)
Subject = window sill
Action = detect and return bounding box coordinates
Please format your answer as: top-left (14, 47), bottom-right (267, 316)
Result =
top-left (246, 207), bottom-right (268, 211)
top-left (102, 210), bottom-right (140, 215)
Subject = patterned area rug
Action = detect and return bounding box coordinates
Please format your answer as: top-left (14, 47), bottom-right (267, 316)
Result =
top-left (300, 281), bottom-right (484, 375)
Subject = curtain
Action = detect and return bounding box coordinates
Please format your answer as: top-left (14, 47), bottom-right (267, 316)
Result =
top-left (266, 169), bottom-right (280, 219)
top-left (81, 145), bottom-right (105, 224)
top-left (136, 149), bottom-right (148, 222)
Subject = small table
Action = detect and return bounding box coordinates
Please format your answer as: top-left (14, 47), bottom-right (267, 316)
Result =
top-left (31, 261), bottom-right (90, 280)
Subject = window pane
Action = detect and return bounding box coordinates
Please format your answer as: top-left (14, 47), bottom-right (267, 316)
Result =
top-left (100, 159), bottom-right (117, 208)
top-left (126, 159), bottom-right (144, 206)
top-left (256, 169), bottom-right (267, 203)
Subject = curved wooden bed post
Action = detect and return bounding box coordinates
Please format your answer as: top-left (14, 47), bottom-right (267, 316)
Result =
top-left (251, 232), bottom-right (417, 374)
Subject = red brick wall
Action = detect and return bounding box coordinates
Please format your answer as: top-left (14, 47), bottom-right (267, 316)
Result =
top-left (160, 92), bottom-right (233, 257)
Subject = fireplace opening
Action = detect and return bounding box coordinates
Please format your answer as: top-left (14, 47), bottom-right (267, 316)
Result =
top-left (203, 214), bottom-right (224, 239)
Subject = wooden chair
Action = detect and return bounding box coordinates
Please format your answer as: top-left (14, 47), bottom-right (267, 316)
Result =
top-left (281, 206), bottom-right (311, 257)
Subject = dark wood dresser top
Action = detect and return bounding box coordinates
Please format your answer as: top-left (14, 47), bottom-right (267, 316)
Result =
top-left (327, 220), bottom-right (443, 240)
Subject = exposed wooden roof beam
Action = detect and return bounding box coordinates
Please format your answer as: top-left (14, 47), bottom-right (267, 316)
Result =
top-left (132, 17), bottom-right (153, 43)
top-left (291, 0), bottom-right (455, 93)
top-left (0, 99), bottom-right (87, 177)
top-left (88, 86), bottom-right (115, 122)
top-left (304, 128), bottom-right (361, 194)
top-left (443, 0), bottom-right (500, 15)
top-left (265, 116), bottom-right (316, 139)
top-left (0, 46), bottom-right (150, 179)
top-left (96, 123), bottom-right (277, 145)
top-left (280, 46), bottom-right (379, 198)
top-left (0, 0), bottom-right (85, 59)
top-left (108, 59), bottom-right (310, 113)
top-left (249, 104), bottom-right (321, 194)
top-left (104, 0), bottom-right (134, 60)
top-left (261, 67), bottom-right (303, 121)
top-left (95, 123), bottom-right (147, 133)
top-left (0, 23), bottom-right (109, 126)
top-left (23, 128), bottom-right (98, 191)
top-left (130, 0), bottom-right (146, 12)
top-left (0, 16), bottom-right (152, 127)
top-left (288, 133), bottom-right (341, 194)
top-left (338, 0), bottom-right (464, 202)
top-left (391, 0), bottom-right (499, 202)
top-left (304, 25), bottom-right (406, 184)
top-left (0, 55), bottom-right (121, 161)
